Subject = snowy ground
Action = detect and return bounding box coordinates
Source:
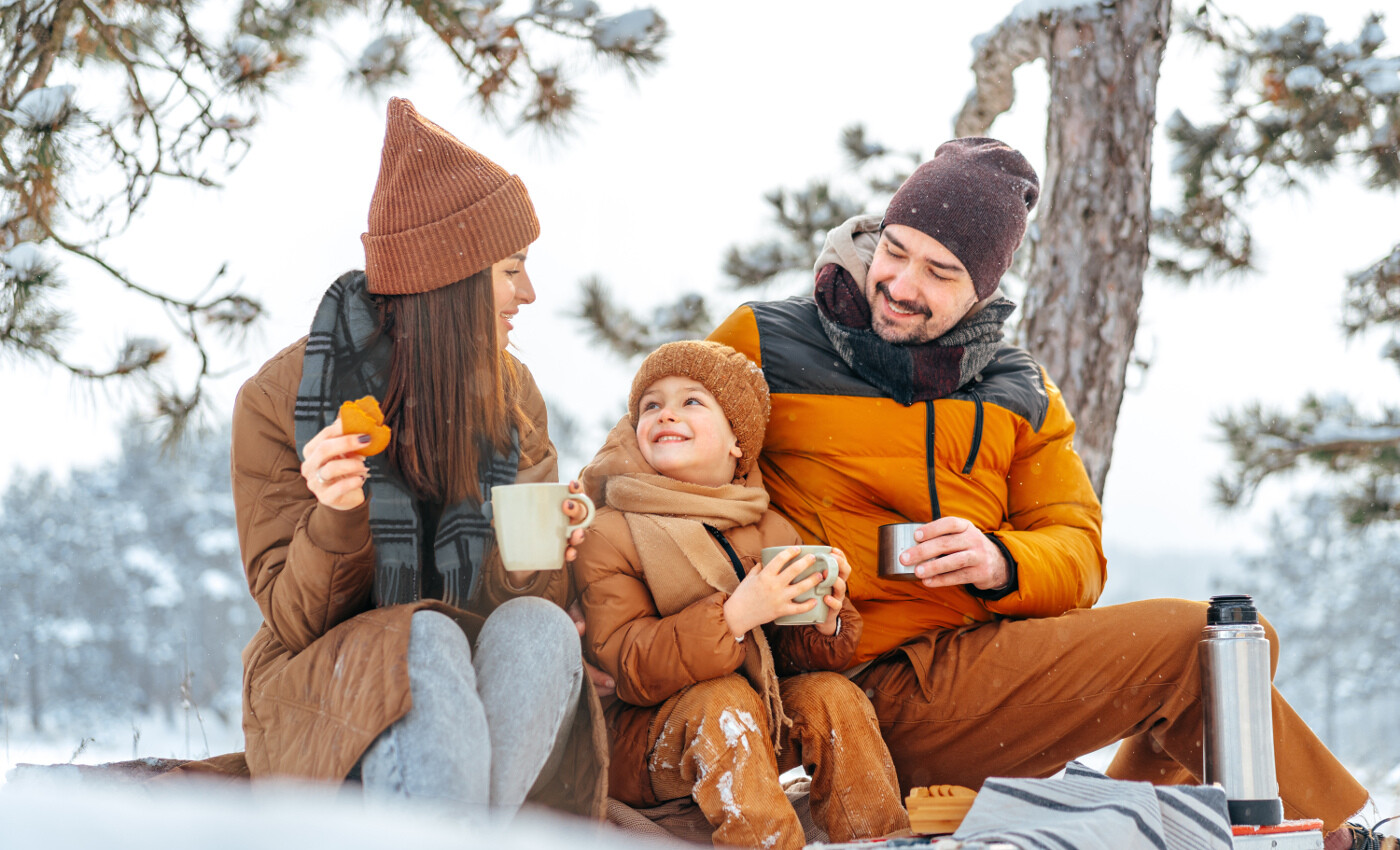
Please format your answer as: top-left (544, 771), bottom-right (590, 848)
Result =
top-left (5, 712), bottom-right (1397, 847)
top-left (1, 711), bottom-right (678, 849)
top-left (1, 774), bottom-right (672, 850)
top-left (1, 709), bottom-right (245, 782)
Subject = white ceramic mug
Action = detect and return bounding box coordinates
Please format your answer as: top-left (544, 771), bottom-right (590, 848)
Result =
top-left (760, 545), bottom-right (839, 626)
top-left (490, 483), bottom-right (596, 572)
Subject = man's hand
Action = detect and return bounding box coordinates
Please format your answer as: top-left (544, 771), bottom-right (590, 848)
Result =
top-left (901, 517), bottom-right (1009, 591)
top-left (567, 600), bottom-right (615, 698)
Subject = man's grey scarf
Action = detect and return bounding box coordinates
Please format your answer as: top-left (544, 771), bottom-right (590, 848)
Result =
top-left (294, 270), bottom-right (518, 609)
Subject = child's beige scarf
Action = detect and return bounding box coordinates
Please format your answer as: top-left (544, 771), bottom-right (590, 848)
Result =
top-left (584, 418), bottom-right (789, 749)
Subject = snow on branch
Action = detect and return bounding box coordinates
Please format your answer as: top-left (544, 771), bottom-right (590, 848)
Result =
top-left (7, 84), bottom-right (76, 131)
top-left (592, 9), bottom-right (662, 51)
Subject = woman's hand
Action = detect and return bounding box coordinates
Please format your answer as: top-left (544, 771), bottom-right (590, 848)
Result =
top-left (721, 546), bottom-right (827, 639)
top-left (501, 480), bottom-right (589, 588)
top-left (562, 479), bottom-right (589, 564)
top-left (300, 419), bottom-right (371, 511)
top-left (813, 548), bottom-right (851, 636)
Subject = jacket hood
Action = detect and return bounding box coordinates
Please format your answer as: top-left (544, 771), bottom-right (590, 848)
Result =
top-left (813, 214), bottom-right (883, 293)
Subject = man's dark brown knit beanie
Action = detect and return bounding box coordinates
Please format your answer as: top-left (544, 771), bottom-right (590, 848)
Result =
top-left (883, 137), bottom-right (1040, 300)
top-left (361, 97), bottom-right (540, 295)
top-left (628, 341), bottom-right (771, 480)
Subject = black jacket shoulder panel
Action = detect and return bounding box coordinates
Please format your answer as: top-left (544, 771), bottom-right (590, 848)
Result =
top-left (750, 298), bottom-right (1051, 430)
top-left (749, 297), bottom-right (885, 398)
top-left (948, 346), bottom-right (1049, 431)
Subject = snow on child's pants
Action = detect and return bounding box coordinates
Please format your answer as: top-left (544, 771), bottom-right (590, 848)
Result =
top-left (647, 672), bottom-right (908, 849)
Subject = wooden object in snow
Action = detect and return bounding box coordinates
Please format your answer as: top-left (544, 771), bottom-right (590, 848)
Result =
top-left (905, 783), bottom-right (977, 835)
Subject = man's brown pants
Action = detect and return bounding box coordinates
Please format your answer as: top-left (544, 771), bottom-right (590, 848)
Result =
top-left (648, 671), bottom-right (909, 850)
top-left (852, 598), bottom-right (1369, 833)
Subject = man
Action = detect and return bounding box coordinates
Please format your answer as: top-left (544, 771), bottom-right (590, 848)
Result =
top-left (709, 137), bottom-right (1377, 848)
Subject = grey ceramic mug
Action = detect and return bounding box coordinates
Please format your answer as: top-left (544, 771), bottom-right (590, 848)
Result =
top-left (878, 522), bottom-right (924, 581)
top-left (760, 545), bottom-right (839, 626)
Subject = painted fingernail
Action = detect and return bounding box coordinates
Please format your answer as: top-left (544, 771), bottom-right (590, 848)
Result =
top-left (357, 434), bottom-right (372, 443)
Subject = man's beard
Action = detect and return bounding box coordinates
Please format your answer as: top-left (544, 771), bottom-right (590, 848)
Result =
top-left (870, 281), bottom-right (949, 345)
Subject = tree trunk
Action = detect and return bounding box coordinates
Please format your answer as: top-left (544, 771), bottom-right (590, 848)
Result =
top-left (957, 0), bottom-right (1172, 498)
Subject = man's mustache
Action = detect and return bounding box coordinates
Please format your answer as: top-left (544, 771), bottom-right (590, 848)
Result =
top-left (875, 282), bottom-right (930, 318)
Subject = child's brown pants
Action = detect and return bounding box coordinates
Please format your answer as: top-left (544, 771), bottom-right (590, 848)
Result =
top-left (647, 671), bottom-right (909, 849)
top-left (851, 598), bottom-right (1369, 832)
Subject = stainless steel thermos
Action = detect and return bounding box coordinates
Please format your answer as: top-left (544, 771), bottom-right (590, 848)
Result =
top-left (1200, 594), bottom-right (1284, 825)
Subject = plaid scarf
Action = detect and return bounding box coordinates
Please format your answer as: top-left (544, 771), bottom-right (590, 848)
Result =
top-left (293, 270), bottom-right (518, 609)
top-left (813, 262), bottom-right (1015, 404)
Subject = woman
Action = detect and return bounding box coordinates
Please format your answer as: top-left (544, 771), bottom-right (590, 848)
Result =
top-left (230, 98), bottom-right (604, 820)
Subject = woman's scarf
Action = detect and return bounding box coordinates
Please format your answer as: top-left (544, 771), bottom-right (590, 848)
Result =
top-left (587, 419), bottom-right (789, 749)
top-left (293, 270), bottom-right (518, 609)
top-left (813, 214), bottom-right (1016, 405)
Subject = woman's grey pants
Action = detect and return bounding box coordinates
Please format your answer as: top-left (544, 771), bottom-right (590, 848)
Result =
top-left (359, 598), bottom-right (583, 818)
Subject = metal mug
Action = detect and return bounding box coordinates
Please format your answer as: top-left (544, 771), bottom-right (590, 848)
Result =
top-left (878, 523), bottom-right (924, 580)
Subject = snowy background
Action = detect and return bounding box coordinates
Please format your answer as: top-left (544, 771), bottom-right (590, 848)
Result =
top-left (3, 0), bottom-right (1398, 835)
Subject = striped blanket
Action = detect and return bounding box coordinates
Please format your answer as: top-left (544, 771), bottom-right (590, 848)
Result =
top-left (952, 761), bottom-right (1233, 850)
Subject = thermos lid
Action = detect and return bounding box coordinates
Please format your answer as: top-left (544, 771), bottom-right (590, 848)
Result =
top-left (1207, 594), bottom-right (1259, 625)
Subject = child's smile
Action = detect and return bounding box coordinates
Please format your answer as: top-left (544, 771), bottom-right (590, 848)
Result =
top-left (635, 375), bottom-right (744, 487)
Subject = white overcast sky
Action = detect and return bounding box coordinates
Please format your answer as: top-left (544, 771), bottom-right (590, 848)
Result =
top-left (5, 0), bottom-right (1398, 567)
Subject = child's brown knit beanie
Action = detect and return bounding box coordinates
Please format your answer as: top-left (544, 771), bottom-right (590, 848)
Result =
top-left (883, 137), bottom-right (1039, 300)
top-left (361, 97), bottom-right (540, 295)
top-left (628, 341), bottom-right (771, 479)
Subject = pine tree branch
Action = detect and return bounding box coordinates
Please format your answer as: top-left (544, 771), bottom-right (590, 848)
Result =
top-left (1215, 399), bottom-right (1400, 508)
top-left (1, 0), bottom-right (666, 446)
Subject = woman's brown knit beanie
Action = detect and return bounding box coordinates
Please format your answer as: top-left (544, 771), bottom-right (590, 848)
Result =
top-left (628, 341), bottom-right (771, 479)
top-left (361, 97), bottom-right (540, 295)
top-left (883, 137), bottom-right (1039, 300)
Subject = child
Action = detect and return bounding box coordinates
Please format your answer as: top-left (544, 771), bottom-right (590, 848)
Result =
top-left (574, 341), bottom-right (909, 849)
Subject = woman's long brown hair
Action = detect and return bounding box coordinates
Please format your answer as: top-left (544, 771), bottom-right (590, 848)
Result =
top-left (376, 269), bottom-right (527, 505)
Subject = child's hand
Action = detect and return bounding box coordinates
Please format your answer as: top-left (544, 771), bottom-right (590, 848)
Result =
top-left (814, 548), bottom-right (851, 636)
top-left (722, 546), bottom-right (827, 638)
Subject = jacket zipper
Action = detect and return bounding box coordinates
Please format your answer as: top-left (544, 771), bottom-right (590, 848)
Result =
top-left (961, 391), bottom-right (985, 475)
top-left (924, 400), bottom-right (942, 518)
top-left (705, 524), bottom-right (746, 581)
